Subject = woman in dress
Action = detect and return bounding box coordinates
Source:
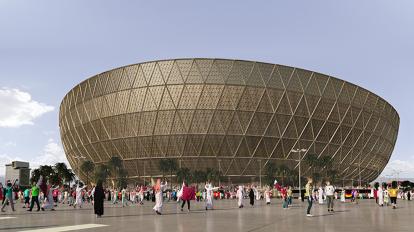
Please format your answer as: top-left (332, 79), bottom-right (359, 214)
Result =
top-left (93, 180), bottom-right (105, 218)
top-left (249, 186), bottom-right (255, 207)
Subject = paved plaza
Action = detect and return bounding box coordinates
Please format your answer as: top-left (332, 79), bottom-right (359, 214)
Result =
top-left (1, 199), bottom-right (413, 232)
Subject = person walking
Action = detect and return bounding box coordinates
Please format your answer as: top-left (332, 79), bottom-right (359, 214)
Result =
top-left (249, 186), bottom-right (255, 207)
top-left (378, 185), bottom-right (384, 207)
top-left (237, 186), bottom-right (244, 208)
top-left (264, 186), bottom-right (271, 205)
top-left (318, 186), bottom-right (324, 205)
top-left (0, 183), bottom-right (4, 205)
top-left (121, 187), bottom-right (128, 207)
top-left (93, 180), bottom-right (105, 218)
top-left (325, 181), bottom-right (335, 212)
top-left (287, 186), bottom-right (293, 206)
top-left (305, 177), bottom-right (314, 217)
top-left (1, 180), bottom-right (17, 212)
top-left (389, 182), bottom-right (398, 209)
top-left (23, 187), bottom-right (30, 208)
top-left (28, 180), bottom-right (41, 212)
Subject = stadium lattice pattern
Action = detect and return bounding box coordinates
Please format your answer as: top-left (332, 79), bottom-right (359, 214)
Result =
top-left (59, 58), bottom-right (399, 183)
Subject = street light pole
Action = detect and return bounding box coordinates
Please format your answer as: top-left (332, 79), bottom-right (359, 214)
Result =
top-left (259, 159), bottom-right (262, 188)
top-left (291, 148), bottom-right (307, 200)
top-left (354, 162), bottom-right (361, 188)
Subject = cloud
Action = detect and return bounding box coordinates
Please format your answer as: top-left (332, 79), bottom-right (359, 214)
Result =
top-left (0, 139), bottom-right (70, 180)
top-left (381, 159), bottom-right (414, 178)
top-left (0, 87), bottom-right (54, 127)
top-left (31, 138), bottom-right (70, 169)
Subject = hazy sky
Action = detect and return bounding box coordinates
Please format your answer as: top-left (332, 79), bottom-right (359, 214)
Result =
top-left (1, 0), bottom-right (413, 179)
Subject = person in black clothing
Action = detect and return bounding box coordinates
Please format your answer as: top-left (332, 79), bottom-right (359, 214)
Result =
top-left (407, 191), bottom-right (411, 201)
top-left (93, 180), bottom-right (105, 218)
top-left (249, 187), bottom-right (255, 207)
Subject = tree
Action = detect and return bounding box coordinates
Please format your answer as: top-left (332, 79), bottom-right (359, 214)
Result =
top-left (276, 164), bottom-right (290, 186)
top-left (108, 156), bottom-right (124, 189)
top-left (159, 159), bottom-right (169, 178)
top-left (205, 168), bottom-right (223, 185)
top-left (264, 162), bottom-right (277, 186)
top-left (318, 156), bottom-right (332, 177)
top-left (94, 164), bottom-right (110, 184)
top-left (54, 162), bottom-right (74, 186)
top-left (158, 158), bottom-right (178, 188)
top-left (193, 170), bottom-right (207, 188)
top-left (30, 165), bottom-right (61, 186)
top-left (326, 169), bottom-right (338, 184)
top-left (80, 160), bottom-right (95, 186)
top-left (165, 159), bottom-right (178, 189)
top-left (176, 167), bottom-right (191, 184)
top-left (304, 154), bottom-right (320, 182)
top-left (30, 168), bottom-right (41, 183)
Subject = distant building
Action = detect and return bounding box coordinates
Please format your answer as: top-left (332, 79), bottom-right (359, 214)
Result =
top-left (5, 161), bottom-right (30, 187)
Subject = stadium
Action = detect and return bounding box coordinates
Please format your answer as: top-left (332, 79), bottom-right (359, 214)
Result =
top-left (59, 58), bottom-right (399, 184)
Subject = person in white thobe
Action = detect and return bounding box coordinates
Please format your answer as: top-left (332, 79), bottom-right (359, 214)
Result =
top-left (378, 186), bottom-right (384, 206)
top-left (340, 190), bottom-right (346, 202)
top-left (237, 186), bottom-right (244, 208)
top-left (318, 187), bottom-right (324, 204)
top-left (205, 183), bottom-right (219, 210)
top-left (74, 183), bottom-right (86, 208)
top-left (254, 186), bottom-right (261, 201)
top-left (264, 186), bottom-right (271, 205)
top-left (153, 180), bottom-right (167, 214)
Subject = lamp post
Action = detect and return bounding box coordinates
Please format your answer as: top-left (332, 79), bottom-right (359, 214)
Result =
top-left (354, 162), bottom-right (361, 188)
top-left (291, 148), bottom-right (307, 200)
top-left (258, 159), bottom-right (262, 188)
top-left (218, 159), bottom-right (222, 187)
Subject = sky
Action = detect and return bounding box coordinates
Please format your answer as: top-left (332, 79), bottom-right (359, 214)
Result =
top-left (0, 0), bottom-right (413, 181)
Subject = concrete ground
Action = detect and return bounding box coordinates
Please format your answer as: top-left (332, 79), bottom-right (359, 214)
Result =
top-left (0, 198), bottom-right (413, 232)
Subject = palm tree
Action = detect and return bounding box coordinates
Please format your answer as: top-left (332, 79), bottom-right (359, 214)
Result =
top-left (54, 162), bottom-right (74, 186)
top-left (276, 164), bottom-right (290, 186)
top-left (94, 164), bottom-right (110, 184)
top-left (206, 168), bottom-right (223, 185)
top-left (264, 162), bottom-right (277, 186)
top-left (80, 160), bottom-right (95, 186)
top-left (30, 168), bottom-right (41, 183)
top-left (304, 154), bottom-right (319, 180)
top-left (165, 159), bottom-right (178, 188)
top-left (176, 167), bottom-right (191, 184)
top-left (108, 156), bottom-right (123, 189)
top-left (193, 170), bottom-right (207, 188)
top-left (158, 159), bottom-right (169, 178)
top-left (319, 156), bottom-right (332, 176)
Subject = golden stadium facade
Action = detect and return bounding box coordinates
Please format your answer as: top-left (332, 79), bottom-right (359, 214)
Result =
top-left (59, 58), bottom-right (399, 184)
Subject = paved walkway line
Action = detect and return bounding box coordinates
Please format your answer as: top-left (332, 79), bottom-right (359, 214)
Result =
top-left (0, 216), bottom-right (17, 220)
top-left (18, 224), bottom-right (108, 232)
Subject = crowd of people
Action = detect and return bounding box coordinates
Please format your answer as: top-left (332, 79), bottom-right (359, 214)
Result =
top-left (1, 176), bottom-right (413, 218)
